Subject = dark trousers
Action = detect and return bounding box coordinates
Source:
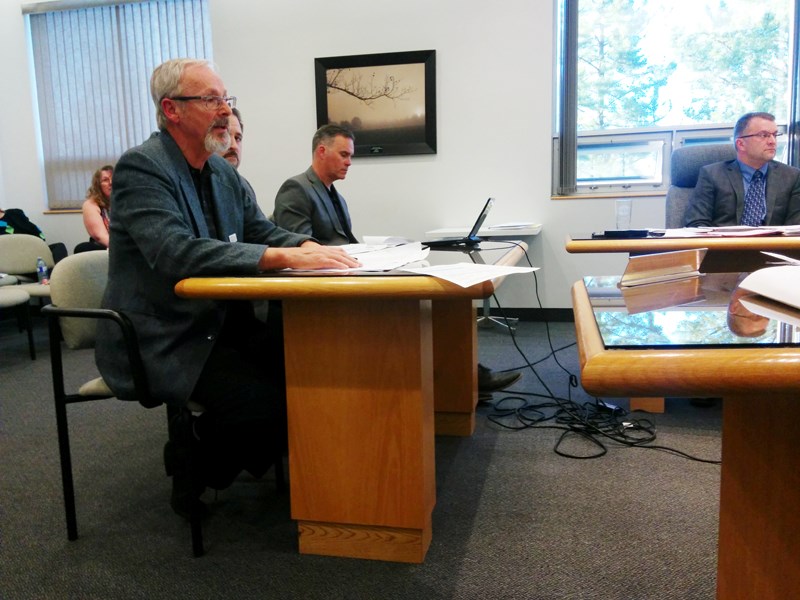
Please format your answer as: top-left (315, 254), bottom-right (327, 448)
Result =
top-left (188, 301), bottom-right (286, 484)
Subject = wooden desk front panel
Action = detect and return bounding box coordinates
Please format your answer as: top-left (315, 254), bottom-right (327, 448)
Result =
top-left (173, 243), bottom-right (527, 563)
top-left (431, 299), bottom-right (478, 436)
top-left (283, 297), bottom-right (435, 551)
top-left (717, 395), bottom-right (800, 600)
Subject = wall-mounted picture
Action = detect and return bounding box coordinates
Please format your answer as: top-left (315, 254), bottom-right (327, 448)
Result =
top-left (315, 49), bottom-right (436, 157)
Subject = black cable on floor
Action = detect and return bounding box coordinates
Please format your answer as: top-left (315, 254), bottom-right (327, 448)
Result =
top-left (477, 242), bottom-right (721, 465)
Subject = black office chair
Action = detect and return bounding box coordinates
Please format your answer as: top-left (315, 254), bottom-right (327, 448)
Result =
top-left (665, 143), bottom-right (737, 228)
top-left (73, 240), bottom-right (104, 254)
top-left (43, 251), bottom-right (284, 557)
top-left (48, 242), bottom-right (68, 264)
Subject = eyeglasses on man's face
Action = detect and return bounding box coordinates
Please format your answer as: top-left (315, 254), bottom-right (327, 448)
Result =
top-left (169, 95), bottom-right (237, 111)
top-left (738, 131), bottom-right (784, 141)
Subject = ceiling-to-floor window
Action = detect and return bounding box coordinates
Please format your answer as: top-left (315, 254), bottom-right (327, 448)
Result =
top-left (554, 0), bottom-right (794, 197)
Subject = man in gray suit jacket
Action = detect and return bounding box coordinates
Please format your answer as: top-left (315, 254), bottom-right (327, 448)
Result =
top-left (684, 112), bottom-right (800, 227)
top-left (273, 124), bottom-right (358, 245)
top-left (274, 125), bottom-right (522, 395)
top-left (96, 59), bottom-right (358, 517)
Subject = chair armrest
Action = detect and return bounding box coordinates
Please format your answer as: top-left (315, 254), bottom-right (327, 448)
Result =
top-left (41, 305), bottom-right (159, 408)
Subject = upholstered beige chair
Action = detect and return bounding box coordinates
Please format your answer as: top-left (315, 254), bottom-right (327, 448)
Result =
top-left (0, 286), bottom-right (35, 359)
top-left (43, 250), bottom-right (283, 557)
top-left (41, 251), bottom-right (212, 554)
top-left (0, 234), bottom-right (56, 302)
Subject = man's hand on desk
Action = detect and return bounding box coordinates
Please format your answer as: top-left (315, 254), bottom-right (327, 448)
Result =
top-left (259, 241), bottom-right (361, 271)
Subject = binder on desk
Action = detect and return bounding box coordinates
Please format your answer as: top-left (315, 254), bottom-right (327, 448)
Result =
top-left (620, 276), bottom-right (705, 314)
top-left (619, 248), bottom-right (707, 287)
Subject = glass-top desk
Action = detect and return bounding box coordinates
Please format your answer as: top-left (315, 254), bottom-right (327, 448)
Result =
top-left (176, 241), bottom-right (527, 564)
top-left (572, 274), bottom-right (800, 600)
top-left (566, 231), bottom-right (800, 272)
top-left (584, 273), bottom-right (800, 350)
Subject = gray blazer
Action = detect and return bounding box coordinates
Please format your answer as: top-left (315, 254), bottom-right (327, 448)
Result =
top-left (273, 167), bottom-right (357, 245)
top-left (96, 130), bottom-right (310, 406)
top-left (684, 159), bottom-right (800, 227)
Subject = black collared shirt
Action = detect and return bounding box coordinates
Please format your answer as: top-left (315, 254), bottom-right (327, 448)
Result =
top-left (188, 162), bottom-right (219, 240)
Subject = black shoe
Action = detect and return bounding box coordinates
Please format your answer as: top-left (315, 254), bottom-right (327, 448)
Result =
top-left (478, 363), bottom-right (522, 392)
top-left (477, 391), bottom-right (494, 405)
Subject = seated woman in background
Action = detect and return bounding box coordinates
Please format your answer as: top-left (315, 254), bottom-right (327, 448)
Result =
top-left (81, 165), bottom-right (113, 250)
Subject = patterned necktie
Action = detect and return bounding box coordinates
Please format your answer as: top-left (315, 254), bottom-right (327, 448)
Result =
top-left (741, 170), bottom-right (766, 226)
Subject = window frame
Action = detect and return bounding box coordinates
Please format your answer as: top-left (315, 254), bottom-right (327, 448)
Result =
top-left (553, 0), bottom-right (800, 199)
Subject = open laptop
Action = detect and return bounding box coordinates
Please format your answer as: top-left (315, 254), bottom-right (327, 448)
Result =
top-left (422, 197), bottom-right (495, 248)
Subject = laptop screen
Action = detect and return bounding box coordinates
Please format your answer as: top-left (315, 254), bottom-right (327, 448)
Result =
top-left (468, 198), bottom-right (495, 239)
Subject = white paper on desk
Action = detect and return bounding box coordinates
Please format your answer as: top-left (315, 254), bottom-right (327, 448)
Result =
top-left (673, 226), bottom-right (783, 237)
top-left (361, 235), bottom-right (415, 246)
top-left (659, 228), bottom-right (701, 237)
top-left (294, 242), bottom-right (429, 272)
top-left (739, 265), bottom-right (800, 310)
top-left (401, 263), bottom-right (538, 288)
top-left (661, 227), bottom-right (785, 238)
top-left (776, 224), bottom-right (800, 236)
top-left (340, 243), bottom-right (389, 255)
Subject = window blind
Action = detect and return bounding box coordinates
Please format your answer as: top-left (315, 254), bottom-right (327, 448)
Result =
top-left (28, 0), bottom-right (212, 209)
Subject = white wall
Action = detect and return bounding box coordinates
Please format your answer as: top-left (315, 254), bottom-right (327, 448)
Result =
top-left (0, 0), bottom-right (667, 308)
top-left (0, 0), bottom-right (86, 252)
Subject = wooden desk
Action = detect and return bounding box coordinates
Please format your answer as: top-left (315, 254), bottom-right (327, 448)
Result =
top-left (566, 232), bottom-right (800, 272)
top-left (175, 242), bottom-right (526, 563)
top-left (572, 279), bottom-right (800, 599)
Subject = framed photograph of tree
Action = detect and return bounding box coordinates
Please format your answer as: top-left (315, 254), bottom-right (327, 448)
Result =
top-left (314, 49), bottom-right (436, 157)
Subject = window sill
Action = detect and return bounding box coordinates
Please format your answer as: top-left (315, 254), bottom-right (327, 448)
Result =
top-left (552, 190), bottom-right (667, 201)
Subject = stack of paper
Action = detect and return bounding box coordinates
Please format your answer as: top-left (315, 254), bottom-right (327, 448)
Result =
top-left (339, 242), bottom-right (429, 271)
top-left (662, 226), bottom-right (800, 238)
top-left (361, 235), bottom-right (415, 246)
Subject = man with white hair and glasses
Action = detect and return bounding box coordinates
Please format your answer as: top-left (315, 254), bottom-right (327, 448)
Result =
top-left (96, 58), bottom-right (359, 518)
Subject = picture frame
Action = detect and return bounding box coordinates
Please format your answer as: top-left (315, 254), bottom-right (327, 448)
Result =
top-left (314, 49), bottom-right (436, 157)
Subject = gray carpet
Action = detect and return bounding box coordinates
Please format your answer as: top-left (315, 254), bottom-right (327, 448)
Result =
top-left (0, 314), bottom-right (721, 599)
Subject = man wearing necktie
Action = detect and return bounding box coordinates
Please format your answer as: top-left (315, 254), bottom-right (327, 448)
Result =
top-left (685, 112), bottom-right (800, 228)
top-left (273, 125), bottom-right (522, 394)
